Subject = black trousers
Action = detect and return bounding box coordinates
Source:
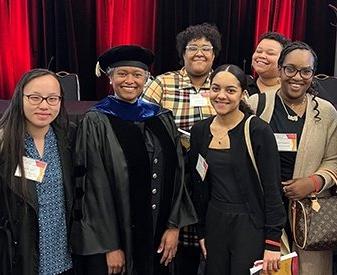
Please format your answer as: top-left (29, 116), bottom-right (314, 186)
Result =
top-left (174, 243), bottom-right (200, 275)
top-left (73, 253), bottom-right (171, 275)
top-left (73, 254), bottom-right (108, 275)
top-left (205, 201), bottom-right (264, 275)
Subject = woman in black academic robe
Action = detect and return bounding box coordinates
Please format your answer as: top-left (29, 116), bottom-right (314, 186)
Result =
top-left (72, 45), bottom-right (197, 275)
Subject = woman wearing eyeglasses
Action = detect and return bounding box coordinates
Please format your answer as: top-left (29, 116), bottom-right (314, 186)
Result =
top-left (248, 41), bottom-right (337, 274)
top-left (0, 69), bottom-right (74, 275)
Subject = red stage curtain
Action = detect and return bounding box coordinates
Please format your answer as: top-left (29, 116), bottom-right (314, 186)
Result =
top-left (254, 0), bottom-right (307, 47)
top-left (96, 0), bottom-right (157, 55)
top-left (254, 0), bottom-right (274, 45)
top-left (292, 0), bottom-right (307, 41)
top-left (272, 0), bottom-right (295, 37)
top-left (0, 0), bottom-right (32, 99)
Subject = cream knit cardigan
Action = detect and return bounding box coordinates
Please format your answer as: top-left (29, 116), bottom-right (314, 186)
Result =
top-left (247, 90), bottom-right (337, 193)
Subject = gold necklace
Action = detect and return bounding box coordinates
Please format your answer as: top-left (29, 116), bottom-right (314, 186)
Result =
top-left (212, 131), bottom-right (229, 144)
top-left (210, 119), bottom-right (229, 145)
top-left (287, 97), bottom-right (306, 109)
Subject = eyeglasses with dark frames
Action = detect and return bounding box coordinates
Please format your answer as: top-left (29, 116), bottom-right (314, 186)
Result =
top-left (282, 65), bottom-right (314, 80)
top-left (24, 94), bottom-right (62, 106)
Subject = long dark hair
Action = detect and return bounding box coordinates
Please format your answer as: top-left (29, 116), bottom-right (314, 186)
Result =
top-left (0, 68), bottom-right (68, 194)
top-left (210, 64), bottom-right (254, 115)
top-left (278, 41), bottom-right (320, 120)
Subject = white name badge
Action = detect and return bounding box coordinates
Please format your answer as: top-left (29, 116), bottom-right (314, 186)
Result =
top-left (14, 156), bottom-right (48, 183)
top-left (274, 133), bottom-right (297, 152)
top-left (190, 94), bottom-right (208, 107)
top-left (196, 154), bottom-right (208, 181)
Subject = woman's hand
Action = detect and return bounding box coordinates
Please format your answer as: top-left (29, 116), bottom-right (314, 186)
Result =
top-left (199, 238), bottom-right (207, 259)
top-left (157, 228), bottom-right (179, 266)
top-left (261, 250), bottom-right (280, 275)
top-left (106, 249), bottom-right (125, 274)
top-left (282, 177), bottom-right (316, 200)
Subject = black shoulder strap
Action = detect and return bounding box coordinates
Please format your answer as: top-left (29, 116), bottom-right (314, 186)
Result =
top-left (256, 93), bottom-right (266, 117)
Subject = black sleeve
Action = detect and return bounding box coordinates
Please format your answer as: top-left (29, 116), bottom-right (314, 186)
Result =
top-left (251, 118), bottom-right (286, 244)
top-left (0, 158), bottom-right (14, 274)
top-left (159, 111), bottom-right (198, 229)
top-left (189, 123), bottom-right (209, 239)
top-left (71, 113), bottom-right (121, 255)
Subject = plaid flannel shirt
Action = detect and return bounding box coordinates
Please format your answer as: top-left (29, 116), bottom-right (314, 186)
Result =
top-left (142, 68), bottom-right (215, 131)
top-left (142, 67), bottom-right (215, 246)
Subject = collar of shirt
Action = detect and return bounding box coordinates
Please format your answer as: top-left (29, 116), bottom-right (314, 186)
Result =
top-left (179, 67), bottom-right (212, 91)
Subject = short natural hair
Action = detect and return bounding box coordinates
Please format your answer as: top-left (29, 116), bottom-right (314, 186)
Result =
top-left (176, 23), bottom-right (221, 63)
top-left (258, 32), bottom-right (290, 48)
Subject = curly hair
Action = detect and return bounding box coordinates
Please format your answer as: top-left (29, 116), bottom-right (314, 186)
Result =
top-left (258, 32), bottom-right (290, 48)
top-left (176, 23), bottom-right (221, 64)
top-left (210, 64), bottom-right (254, 115)
top-left (278, 41), bottom-right (320, 121)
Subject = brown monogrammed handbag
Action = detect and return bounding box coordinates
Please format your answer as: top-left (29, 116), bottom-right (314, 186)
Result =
top-left (292, 190), bottom-right (337, 251)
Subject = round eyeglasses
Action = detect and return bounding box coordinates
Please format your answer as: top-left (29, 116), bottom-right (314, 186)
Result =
top-left (282, 65), bottom-right (314, 80)
top-left (24, 94), bottom-right (62, 106)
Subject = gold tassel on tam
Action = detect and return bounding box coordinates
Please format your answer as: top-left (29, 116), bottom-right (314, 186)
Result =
top-left (95, 62), bottom-right (101, 77)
